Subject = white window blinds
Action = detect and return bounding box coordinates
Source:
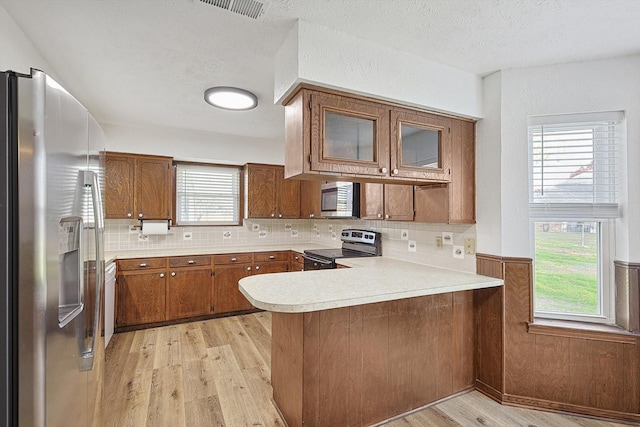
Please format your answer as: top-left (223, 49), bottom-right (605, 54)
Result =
top-left (175, 163), bottom-right (241, 225)
top-left (528, 111), bottom-right (624, 219)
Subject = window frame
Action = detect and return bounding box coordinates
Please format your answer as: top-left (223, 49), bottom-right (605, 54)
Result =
top-left (172, 161), bottom-right (244, 227)
top-left (527, 111), bottom-right (623, 325)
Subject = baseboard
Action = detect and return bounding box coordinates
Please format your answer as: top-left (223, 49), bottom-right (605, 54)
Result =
top-left (502, 393), bottom-right (640, 425)
top-left (474, 379), bottom-right (503, 403)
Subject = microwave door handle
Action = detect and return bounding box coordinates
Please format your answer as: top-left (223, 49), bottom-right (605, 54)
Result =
top-left (79, 170), bottom-right (104, 372)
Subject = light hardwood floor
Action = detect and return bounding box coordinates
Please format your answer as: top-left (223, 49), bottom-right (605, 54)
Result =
top-left (104, 312), bottom-right (629, 427)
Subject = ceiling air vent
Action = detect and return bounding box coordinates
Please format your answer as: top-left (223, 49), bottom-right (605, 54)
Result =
top-left (199, 0), bottom-right (269, 20)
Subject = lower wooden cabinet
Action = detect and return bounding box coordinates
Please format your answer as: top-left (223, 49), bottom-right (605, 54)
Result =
top-left (214, 262), bottom-right (254, 313)
top-left (116, 269), bottom-right (166, 327)
top-left (290, 251), bottom-right (304, 272)
top-left (167, 267), bottom-right (212, 320)
top-left (254, 251), bottom-right (289, 275)
top-left (116, 250), bottom-right (295, 328)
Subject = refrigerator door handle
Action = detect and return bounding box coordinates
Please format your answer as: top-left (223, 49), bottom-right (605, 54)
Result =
top-left (79, 170), bottom-right (104, 372)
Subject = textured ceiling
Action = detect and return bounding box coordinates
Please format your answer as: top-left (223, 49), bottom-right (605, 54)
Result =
top-left (2, 0), bottom-right (640, 141)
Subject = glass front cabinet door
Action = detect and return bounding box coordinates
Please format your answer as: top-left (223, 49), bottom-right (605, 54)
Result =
top-left (310, 92), bottom-right (390, 177)
top-left (390, 108), bottom-right (451, 182)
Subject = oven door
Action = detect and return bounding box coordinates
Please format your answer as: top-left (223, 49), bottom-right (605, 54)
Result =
top-left (302, 254), bottom-right (335, 270)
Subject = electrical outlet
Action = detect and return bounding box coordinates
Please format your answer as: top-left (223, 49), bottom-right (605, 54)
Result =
top-left (137, 233), bottom-right (148, 242)
top-left (284, 223), bottom-right (292, 231)
top-left (222, 231), bottom-right (232, 240)
top-left (315, 230), bottom-right (320, 237)
top-left (267, 226), bottom-right (272, 234)
top-left (251, 223), bottom-right (260, 231)
top-left (291, 229), bottom-right (299, 237)
top-left (453, 245), bottom-right (464, 259)
top-left (408, 240), bottom-right (417, 252)
top-left (328, 224), bottom-right (333, 232)
top-left (435, 236), bottom-right (443, 249)
top-left (401, 229), bottom-right (409, 240)
top-left (331, 231), bottom-right (337, 240)
top-left (464, 238), bottom-right (476, 255)
top-left (183, 232), bottom-right (192, 240)
top-left (129, 225), bottom-right (138, 234)
top-left (258, 230), bottom-right (267, 238)
top-left (442, 232), bottom-right (453, 245)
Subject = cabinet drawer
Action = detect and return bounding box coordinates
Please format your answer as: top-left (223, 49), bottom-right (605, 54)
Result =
top-left (254, 251), bottom-right (289, 262)
top-left (169, 255), bottom-right (211, 268)
top-left (214, 253), bottom-right (252, 265)
top-left (117, 257), bottom-right (166, 271)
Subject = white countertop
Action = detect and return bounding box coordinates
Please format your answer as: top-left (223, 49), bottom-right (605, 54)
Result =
top-left (239, 257), bottom-right (503, 313)
top-left (104, 243), bottom-right (332, 262)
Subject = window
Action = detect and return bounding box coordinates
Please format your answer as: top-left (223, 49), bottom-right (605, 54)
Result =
top-left (175, 163), bottom-right (242, 225)
top-left (528, 111), bottom-right (624, 324)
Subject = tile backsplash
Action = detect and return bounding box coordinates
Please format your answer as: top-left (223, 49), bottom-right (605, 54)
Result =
top-left (105, 219), bottom-right (477, 272)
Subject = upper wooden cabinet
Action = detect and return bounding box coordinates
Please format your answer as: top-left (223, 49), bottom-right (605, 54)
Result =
top-left (414, 119), bottom-right (476, 224)
top-left (105, 152), bottom-right (172, 220)
top-left (245, 164), bottom-right (300, 219)
top-left (310, 92), bottom-right (390, 177)
top-left (300, 180), bottom-right (322, 219)
top-left (390, 108), bottom-right (451, 182)
top-left (360, 183), bottom-right (414, 221)
top-left (284, 86), bottom-right (460, 184)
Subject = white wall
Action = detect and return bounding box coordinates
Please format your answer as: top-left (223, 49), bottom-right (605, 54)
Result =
top-left (102, 122), bottom-right (285, 165)
top-left (275, 20), bottom-right (483, 119)
top-left (476, 71), bottom-right (503, 255)
top-left (0, 5), bottom-right (59, 78)
top-left (479, 55), bottom-right (640, 261)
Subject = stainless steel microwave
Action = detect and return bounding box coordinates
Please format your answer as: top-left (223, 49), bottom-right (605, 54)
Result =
top-left (321, 182), bottom-right (360, 218)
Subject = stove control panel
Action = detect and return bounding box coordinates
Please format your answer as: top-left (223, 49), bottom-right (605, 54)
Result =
top-left (341, 229), bottom-right (379, 245)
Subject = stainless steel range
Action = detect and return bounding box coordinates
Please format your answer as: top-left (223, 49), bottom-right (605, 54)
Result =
top-left (303, 229), bottom-right (382, 270)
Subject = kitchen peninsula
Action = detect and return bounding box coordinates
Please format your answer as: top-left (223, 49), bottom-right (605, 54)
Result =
top-left (239, 258), bottom-right (503, 427)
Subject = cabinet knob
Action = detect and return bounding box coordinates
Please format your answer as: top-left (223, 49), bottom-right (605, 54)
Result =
top-left (231, 257), bottom-right (237, 262)
top-left (294, 256), bottom-right (299, 260)
top-left (159, 273), bottom-right (165, 278)
top-left (278, 214), bottom-right (283, 218)
top-left (269, 255), bottom-right (275, 259)
top-left (392, 168), bottom-right (399, 175)
top-left (377, 213), bottom-right (382, 218)
top-left (171, 272), bottom-right (176, 277)
top-left (255, 266), bottom-right (260, 270)
top-left (381, 167), bottom-right (388, 174)
top-left (139, 263), bottom-right (147, 267)
top-left (385, 214), bottom-right (390, 219)
top-left (138, 213), bottom-right (143, 218)
top-left (271, 213), bottom-right (275, 217)
top-left (247, 266), bottom-right (251, 271)
top-left (188, 260), bottom-right (195, 264)
top-left (127, 212), bottom-right (132, 218)
top-left (310, 213), bottom-right (314, 218)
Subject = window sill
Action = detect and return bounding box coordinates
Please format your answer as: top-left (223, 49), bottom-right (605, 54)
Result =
top-left (528, 319), bottom-right (639, 344)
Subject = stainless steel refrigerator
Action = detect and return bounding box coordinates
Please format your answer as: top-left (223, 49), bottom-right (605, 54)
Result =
top-left (1, 69), bottom-right (105, 427)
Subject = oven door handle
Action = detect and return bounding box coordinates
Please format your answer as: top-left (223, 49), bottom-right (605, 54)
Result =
top-left (302, 254), bottom-right (334, 265)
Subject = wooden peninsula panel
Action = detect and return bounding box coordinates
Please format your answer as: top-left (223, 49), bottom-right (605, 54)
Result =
top-left (271, 292), bottom-right (475, 427)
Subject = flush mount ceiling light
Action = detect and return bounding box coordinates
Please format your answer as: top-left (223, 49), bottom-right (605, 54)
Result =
top-left (204, 86), bottom-right (258, 111)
